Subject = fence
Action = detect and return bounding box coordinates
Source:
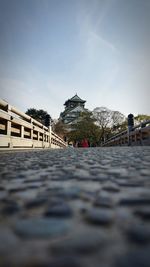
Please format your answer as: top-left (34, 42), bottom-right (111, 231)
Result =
top-left (0, 99), bottom-right (67, 150)
top-left (102, 120), bottom-right (150, 147)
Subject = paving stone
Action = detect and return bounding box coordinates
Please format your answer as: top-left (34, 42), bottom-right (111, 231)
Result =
top-left (84, 208), bottom-right (114, 225)
top-left (0, 227), bottom-right (19, 254)
top-left (13, 189), bottom-right (38, 200)
top-left (140, 169), bottom-right (150, 176)
top-left (80, 190), bottom-right (97, 201)
top-left (44, 201), bottom-right (73, 217)
top-left (8, 187), bottom-right (27, 193)
top-left (0, 190), bottom-right (7, 200)
top-left (2, 200), bottom-right (21, 215)
top-left (50, 231), bottom-right (106, 255)
top-left (46, 186), bottom-right (64, 193)
top-left (119, 197), bottom-right (150, 206)
top-left (44, 256), bottom-right (82, 267)
top-left (23, 178), bottom-right (44, 184)
top-left (102, 183), bottom-right (120, 192)
top-left (125, 223), bottom-right (150, 244)
top-left (107, 168), bottom-right (128, 176)
top-left (116, 180), bottom-right (144, 187)
top-left (93, 195), bottom-right (114, 208)
top-left (134, 207), bottom-right (150, 220)
top-left (0, 186), bottom-right (5, 190)
top-left (52, 187), bottom-right (81, 199)
top-left (25, 196), bottom-right (48, 209)
top-left (115, 247), bottom-right (150, 267)
top-left (13, 218), bottom-right (70, 238)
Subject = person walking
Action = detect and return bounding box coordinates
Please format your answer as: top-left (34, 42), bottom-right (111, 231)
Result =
top-left (81, 138), bottom-right (89, 148)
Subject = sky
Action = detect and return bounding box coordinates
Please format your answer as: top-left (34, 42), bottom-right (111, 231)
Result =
top-left (0, 0), bottom-right (150, 119)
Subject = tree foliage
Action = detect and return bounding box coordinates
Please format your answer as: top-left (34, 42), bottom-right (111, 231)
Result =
top-left (26, 108), bottom-right (50, 125)
top-left (92, 108), bottom-right (125, 141)
top-left (67, 112), bottom-right (101, 146)
top-left (53, 120), bottom-right (68, 139)
top-left (134, 114), bottom-right (150, 122)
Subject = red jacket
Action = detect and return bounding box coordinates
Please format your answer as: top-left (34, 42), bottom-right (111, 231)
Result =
top-left (81, 139), bottom-right (89, 147)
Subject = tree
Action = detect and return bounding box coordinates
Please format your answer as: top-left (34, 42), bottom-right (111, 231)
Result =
top-left (114, 119), bottom-right (128, 131)
top-left (67, 111), bottom-right (101, 146)
top-left (134, 114), bottom-right (150, 123)
top-left (53, 120), bottom-right (68, 139)
top-left (92, 107), bottom-right (125, 142)
top-left (111, 111), bottom-right (126, 128)
top-left (26, 108), bottom-right (51, 126)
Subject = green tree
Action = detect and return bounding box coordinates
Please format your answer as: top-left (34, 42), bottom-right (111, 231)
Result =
top-left (26, 108), bottom-right (51, 125)
top-left (67, 112), bottom-right (101, 146)
top-left (134, 114), bottom-right (150, 123)
top-left (53, 120), bottom-right (68, 139)
top-left (111, 119), bottom-right (128, 135)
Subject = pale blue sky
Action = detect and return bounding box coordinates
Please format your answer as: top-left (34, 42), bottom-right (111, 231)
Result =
top-left (0, 0), bottom-right (149, 118)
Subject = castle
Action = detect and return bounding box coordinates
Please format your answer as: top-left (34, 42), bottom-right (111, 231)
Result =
top-left (59, 94), bottom-right (88, 125)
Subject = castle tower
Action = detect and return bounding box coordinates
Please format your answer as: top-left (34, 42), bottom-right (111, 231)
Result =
top-left (59, 94), bottom-right (87, 124)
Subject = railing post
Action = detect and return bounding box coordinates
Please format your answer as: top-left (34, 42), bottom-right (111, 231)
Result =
top-left (6, 105), bottom-right (11, 136)
top-left (42, 126), bottom-right (45, 148)
top-left (49, 125), bottom-right (52, 148)
top-left (21, 125), bottom-right (24, 138)
top-left (6, 105), bottom-right (13, 148)
top-left (128, 113), bottom-right (134, 146)
top-left (37, 131), bottom-right (39, 142)
top-left (30, 119), bottom-right (34, 148)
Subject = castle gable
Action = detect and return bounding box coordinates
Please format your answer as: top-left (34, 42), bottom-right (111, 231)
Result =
top-left (60, 94), bottom-right (87, 125)
top-left (69, 105), bottom-right (85, 113)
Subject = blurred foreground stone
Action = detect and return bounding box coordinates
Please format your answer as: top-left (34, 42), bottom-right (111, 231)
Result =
top-left (0, 147), bottom-right (150, 267)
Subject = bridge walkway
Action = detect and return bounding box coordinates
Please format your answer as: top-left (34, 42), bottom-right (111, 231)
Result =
top-left (0, 147), bottom-right (150, 267)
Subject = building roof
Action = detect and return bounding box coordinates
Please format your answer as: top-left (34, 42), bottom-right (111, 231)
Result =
top-left (64, 94), bottom-right (86, 106)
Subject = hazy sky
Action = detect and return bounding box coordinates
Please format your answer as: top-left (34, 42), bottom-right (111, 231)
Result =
top-left (0, 0), bottom-right (149, 118)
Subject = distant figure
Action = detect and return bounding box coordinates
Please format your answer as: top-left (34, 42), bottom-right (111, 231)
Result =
top-left (74, 141), bottom-right (79, 147)
top-left (81, 138), bottom-right (89, 148)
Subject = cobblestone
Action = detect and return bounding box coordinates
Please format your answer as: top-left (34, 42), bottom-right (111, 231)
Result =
top-left (0, 146), bottom-right (150, 267)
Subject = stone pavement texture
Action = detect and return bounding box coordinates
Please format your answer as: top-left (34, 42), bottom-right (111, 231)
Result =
top-left (0, 147), bottom-right (150, 267)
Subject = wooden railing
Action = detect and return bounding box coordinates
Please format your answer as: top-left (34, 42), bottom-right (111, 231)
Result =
top-left (102, 120), bottom-right (150, 147)
top-left (0, 99), bottom-right (67, 150)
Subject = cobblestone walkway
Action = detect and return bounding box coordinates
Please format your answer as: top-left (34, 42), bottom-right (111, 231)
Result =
top-left (0, 147), bottom-right (150, 267)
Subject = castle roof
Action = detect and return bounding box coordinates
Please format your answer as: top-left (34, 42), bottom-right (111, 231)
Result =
top-left (64, 94), bottom-right (86, 106)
